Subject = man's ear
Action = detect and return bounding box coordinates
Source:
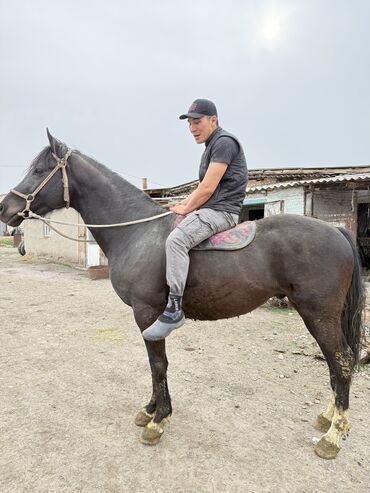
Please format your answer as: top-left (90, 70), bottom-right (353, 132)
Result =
top-left (46, 128), bottom-right (65, 156)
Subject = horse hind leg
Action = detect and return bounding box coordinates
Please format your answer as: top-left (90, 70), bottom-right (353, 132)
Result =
top-left (314, 346), bottom-right (354, 459)
top-left (315, 392), bottom-right (336, 433)
top-left (296, 306), bottom-right (355, 459)
top-left (314, 356), bottom-right (339, 433)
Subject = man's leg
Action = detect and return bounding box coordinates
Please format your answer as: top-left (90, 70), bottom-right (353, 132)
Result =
top-left (143, 209), bottom-right (238, 341)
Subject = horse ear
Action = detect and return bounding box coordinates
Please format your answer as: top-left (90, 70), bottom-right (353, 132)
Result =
top-left (46, 128), bottom-right (63, 156)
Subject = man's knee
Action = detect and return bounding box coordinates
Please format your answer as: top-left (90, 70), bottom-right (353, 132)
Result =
top-left (166, 228), bottom-right (189, 253)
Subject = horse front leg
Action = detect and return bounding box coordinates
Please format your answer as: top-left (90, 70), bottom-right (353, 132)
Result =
top-left (134, 373), bottom-right (157, 427)
top-left (138, 339), bottom-right (172, 445)
top-left (133, 303), bottom-right (172, 444)
top-left (134, 340), bottom-right (171, 427)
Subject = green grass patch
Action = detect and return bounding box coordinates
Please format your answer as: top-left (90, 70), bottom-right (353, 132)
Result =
top-left (356, 364), bottom-right (370, 374)
top-left (0, 237), bottom-right (13, 247)
top-left (261, 304), bottom-right (295, 314)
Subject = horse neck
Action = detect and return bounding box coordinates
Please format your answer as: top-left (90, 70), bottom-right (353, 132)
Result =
top-left (67, 153), bottom-right (166, 256)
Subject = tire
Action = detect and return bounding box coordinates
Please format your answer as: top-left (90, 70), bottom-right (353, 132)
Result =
top-left (18, 240), bottom-right (26, 256)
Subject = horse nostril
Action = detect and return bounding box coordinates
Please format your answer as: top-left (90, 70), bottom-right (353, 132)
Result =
top-left (0, 202), bottom-right (4, 213)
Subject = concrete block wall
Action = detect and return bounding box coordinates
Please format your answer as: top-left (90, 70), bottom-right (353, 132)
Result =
top-left (356, 190), bottom-right (370, 204)
top-left (313, 190), bottom-right (353, 216)
top-left (24, 208), bottom-right (86, 266)
top-left (312, 189), bottom-right (360, 233)
top-left (266, 187), bottom-right (305, 215)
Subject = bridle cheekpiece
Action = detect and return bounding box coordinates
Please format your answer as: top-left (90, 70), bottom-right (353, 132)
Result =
top-left (11, 148), bottom-right (73, 218)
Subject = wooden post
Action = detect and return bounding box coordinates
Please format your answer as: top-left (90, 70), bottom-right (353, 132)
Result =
top-left (142, 178), bottom-right (148, 190)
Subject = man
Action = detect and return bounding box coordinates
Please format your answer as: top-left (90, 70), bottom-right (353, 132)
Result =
top-left (143, 98), bottom-right (248, 341)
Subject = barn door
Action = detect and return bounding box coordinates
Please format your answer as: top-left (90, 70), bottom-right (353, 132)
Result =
top-left (86, 229), bottom-right (100, 266)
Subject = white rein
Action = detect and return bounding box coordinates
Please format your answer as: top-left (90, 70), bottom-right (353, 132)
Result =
top-left (11, 148), bottom-right (173, 243)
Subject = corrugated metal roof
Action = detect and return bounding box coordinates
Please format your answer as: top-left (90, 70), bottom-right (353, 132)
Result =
top-left (247, 173), bottom-right (370, 192)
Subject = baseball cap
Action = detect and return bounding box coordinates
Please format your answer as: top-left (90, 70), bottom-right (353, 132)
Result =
top-left (179, 99), bottom-right (218, 120)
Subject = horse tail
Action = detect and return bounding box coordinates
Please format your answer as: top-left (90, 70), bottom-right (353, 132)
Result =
top-left (338, 227), bottom-right (365, 366)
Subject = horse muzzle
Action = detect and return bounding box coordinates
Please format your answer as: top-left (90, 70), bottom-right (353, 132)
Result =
top-left (0, 195), bottom-right (25, 226)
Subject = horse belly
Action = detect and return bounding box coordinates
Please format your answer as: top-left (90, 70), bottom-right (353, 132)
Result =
top-left (183, 284), bottom-right (268, 320)
top-left (184, 254), bottom-right (271, 321)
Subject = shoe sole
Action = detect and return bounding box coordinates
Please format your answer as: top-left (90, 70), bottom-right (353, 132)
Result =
top-left (143, 316), bottom-right (185, 341)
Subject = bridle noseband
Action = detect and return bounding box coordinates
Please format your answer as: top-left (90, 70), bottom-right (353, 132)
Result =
top-left (11, 148), bottom-right (73, 218)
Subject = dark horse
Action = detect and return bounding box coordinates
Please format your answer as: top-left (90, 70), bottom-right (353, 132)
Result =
top-left (0, 132), bottom-right (364, 459)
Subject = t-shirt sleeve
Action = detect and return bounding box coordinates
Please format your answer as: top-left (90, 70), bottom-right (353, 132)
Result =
top-left (210, 136), bottom-right (239, 165)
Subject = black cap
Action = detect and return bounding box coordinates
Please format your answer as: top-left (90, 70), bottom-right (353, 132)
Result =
top-left (179, 99), bottom-right (218, 120)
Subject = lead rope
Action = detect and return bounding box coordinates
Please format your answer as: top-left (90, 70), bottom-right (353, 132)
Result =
top-left (11, 147), bottom-right (174, 242)
top-left (26, 210), bottom-right (174, 243)
top-left (28, 210), bottom-right (173, 229)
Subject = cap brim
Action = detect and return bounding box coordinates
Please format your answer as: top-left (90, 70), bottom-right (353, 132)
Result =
top-left (179, 112), bottom-right (205, 120)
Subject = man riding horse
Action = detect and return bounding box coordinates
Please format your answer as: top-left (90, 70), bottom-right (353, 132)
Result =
top-left (143, 99), bottom-right (248, 341)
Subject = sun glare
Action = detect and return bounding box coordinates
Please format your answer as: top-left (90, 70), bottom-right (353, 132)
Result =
top-left (257, 8), bottom-right (292, 50)
top-left (261, 16), bottom-right (281, 41)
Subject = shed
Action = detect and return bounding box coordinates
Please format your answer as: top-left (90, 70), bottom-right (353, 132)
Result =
top-left (23, 208), bottom-right (107, 268)
top-left (145, 165), bottom-right (370, 266)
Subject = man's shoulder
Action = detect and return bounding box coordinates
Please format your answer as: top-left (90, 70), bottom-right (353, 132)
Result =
top-left (212, 134), bottom-right (240, 151)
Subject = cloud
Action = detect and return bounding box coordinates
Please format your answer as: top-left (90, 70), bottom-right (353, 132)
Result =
top-left (0, 0), bottom-right (369, 193)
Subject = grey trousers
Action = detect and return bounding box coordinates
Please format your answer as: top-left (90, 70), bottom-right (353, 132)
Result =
top-left (166, 208), bottom-right (239, 296)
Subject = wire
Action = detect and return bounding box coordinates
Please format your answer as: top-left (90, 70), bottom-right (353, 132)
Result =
top-left (0, 164), bottom-right (167, 187)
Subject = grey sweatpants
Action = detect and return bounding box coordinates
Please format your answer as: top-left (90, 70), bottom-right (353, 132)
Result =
top-left (166, 208), bottom-right (239, 296)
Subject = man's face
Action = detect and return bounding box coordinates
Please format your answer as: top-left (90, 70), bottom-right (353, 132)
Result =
top-left (188, 116), bottom-right (218, 144)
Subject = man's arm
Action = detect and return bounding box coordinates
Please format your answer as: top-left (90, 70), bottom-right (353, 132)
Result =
top-left (163, 190), bottom-right (196, 209)
top-left (180, 189), bottom-right (197, 205)
top-left (170, 162), bottom-right (228, 215)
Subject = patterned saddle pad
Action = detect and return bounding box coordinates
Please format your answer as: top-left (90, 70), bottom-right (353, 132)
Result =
top-left (174, 216), bottom-right (256, 251)
top-left (194, 221), bottom-right (256, 251)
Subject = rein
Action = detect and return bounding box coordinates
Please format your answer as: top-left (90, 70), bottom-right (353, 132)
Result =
top-left (28, 210), bottom-right (173, 243)
top-left (11, 148), bottom-right (173, 243)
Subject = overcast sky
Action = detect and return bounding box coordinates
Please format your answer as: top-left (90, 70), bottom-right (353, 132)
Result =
top-left (1, 0), bottom-right (369, 194)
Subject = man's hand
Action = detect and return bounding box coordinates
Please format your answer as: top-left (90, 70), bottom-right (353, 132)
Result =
top-left (169, 204), bottom-right (189, 215)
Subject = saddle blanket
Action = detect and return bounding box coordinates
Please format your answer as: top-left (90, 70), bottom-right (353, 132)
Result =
top-left (174, 216), bottom-right (256, 251)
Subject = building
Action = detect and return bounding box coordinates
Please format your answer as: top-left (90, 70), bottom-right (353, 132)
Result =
top-left (23, 208), bottom-right (107, 267)
top-left (147, 165), bottom-right (370, 266)
top-left (4, 165), bottom-right (370, 267)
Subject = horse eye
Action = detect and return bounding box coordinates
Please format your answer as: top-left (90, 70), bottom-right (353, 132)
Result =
top-left (34, 167), bottom-right (43, 175)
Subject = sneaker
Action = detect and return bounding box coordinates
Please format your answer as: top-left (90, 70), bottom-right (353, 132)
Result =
top-left (142, 295), bottom-right (185, 341)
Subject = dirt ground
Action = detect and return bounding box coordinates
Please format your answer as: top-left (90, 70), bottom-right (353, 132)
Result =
top-left (0, 247), bottom-right (369, 493)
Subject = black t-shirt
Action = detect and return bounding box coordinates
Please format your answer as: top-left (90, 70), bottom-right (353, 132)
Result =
top-left (199, 127), bottom-right (248, 215)
top-left (209, 136), bottom-right (239, 165)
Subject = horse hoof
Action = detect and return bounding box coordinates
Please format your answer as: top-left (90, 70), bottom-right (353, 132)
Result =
top-left (135, 408), bottom-right (154, 427)
top-left (314, 413), bottom-right (332, 433)
top-left (314, 437), bottom-right (340, 460)
top-left (139, 417), bottom-right (169, 446)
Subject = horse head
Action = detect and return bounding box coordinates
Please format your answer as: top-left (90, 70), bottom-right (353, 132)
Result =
top-left (0, 130), bottom-right (72, 227)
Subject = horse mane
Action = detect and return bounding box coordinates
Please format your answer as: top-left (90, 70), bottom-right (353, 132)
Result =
top-left (26, 146), bottom-right (52, 173)
top-left (75, 150), bottom-right (162, 209)
top-left (27, 145), bottom-right (163, 210)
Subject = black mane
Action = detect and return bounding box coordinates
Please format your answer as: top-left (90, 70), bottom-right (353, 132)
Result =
top-left (26, 146), bottom-right (52, 173)
top-left (27, 145), bottom-right (163, 211)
